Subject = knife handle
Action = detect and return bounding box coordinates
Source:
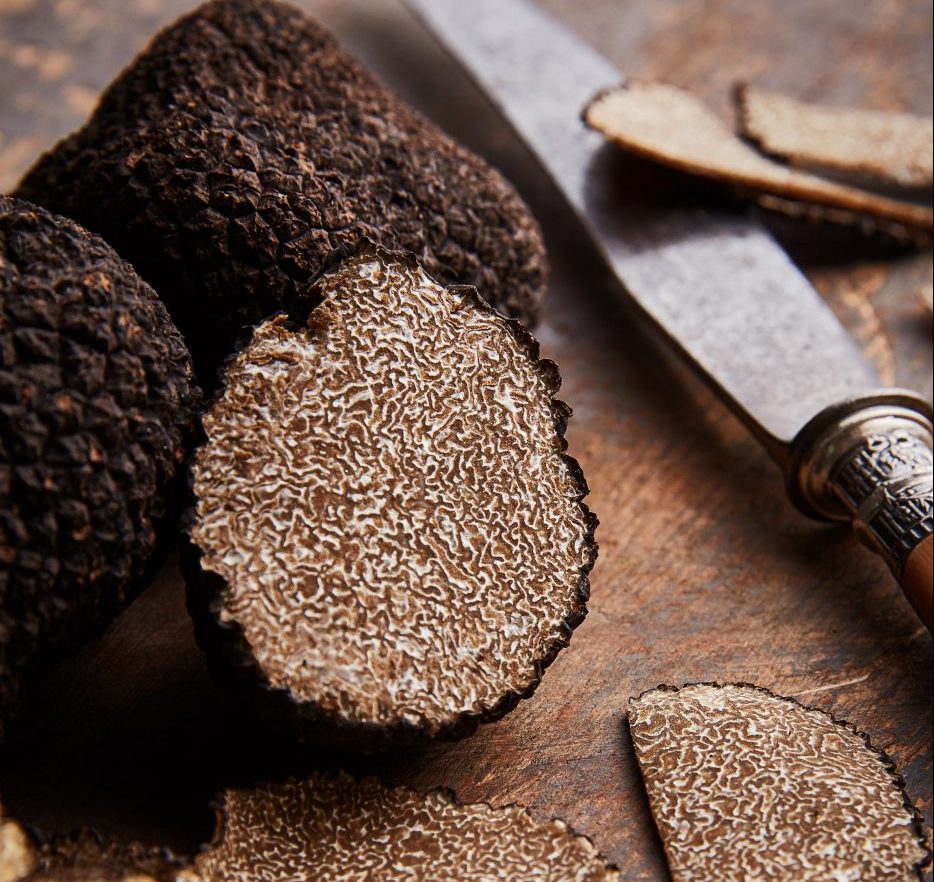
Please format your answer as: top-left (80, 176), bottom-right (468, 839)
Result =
top-left (792, 400), bottom-right (933, 632)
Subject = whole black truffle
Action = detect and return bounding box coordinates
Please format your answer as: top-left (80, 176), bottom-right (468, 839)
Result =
top-left (0, 197), bottom-right (200, 738)
top-left (16, 0), bottom-right (547, 381)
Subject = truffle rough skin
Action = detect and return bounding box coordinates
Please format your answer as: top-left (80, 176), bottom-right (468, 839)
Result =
top-left (0, 196), bottom-right (200, 738)
top-left (16, 0), bottom-right (546, 379)
top-left (187, 243), bottom-right (596, 745)
top-left (583, 82), bottom-right (933, 240)
top-left (184, 773), bottom-right (619, 882)
top-left (628, 683), bottom-right (931, 882)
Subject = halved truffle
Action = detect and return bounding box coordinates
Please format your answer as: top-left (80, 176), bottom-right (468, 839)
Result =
top-left (0, 196), bottom-right (200, 738)
top-left (737, 85), bottom-right (934, 189)
top-left (628, 683), bottom-right (931, 882)
top-left (186, 243), bottom-right (595, 745)
top-left (185, 773), bottom-right (619, 882)
top-left (583, 82), bottom-right (933, 239)
top-left (16, 0), bottom-right (546, 381)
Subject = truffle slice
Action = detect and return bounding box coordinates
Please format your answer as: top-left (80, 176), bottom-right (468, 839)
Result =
top-left (185, 773), bottom-right (619, 882)
top-left (583, 82), bottom-right (933, 238)
top-left (737, 85), bottom-right (934, 189)
top-left (187, 243), bottom-right (595, 744)
top-left (16, 0), bottom-right (546, 380)
top-left (629, 683), bottom-right (930, 882)
top-left (0, 196), bottom-right (200, 738)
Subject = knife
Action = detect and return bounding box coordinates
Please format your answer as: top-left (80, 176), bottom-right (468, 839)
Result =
top-left (405, 0), bottom-right (934, 631)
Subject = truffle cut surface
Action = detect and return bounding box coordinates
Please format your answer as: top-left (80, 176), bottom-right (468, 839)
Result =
top-left (0, 196), bottom-right (199, 737)
top-left (629, 683), bottom-right (930, 882)
top-left (16, 0), bottom-right (546, 378)
top-left (584, 82), bottom-right (933, 235)
top-left (187, 773), bottom-right (619, 882)
top-left (189, 245), bottom-right (595, 739)
top-left (738, 85), bottom-right (934, 188)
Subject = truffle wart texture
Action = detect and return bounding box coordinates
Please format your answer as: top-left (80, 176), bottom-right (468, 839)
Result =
top-left (0, 197), bottom-right (200, 738)
top-left (187, 244), bottom-right (595, 745)
top-left (16, 0), bottom-right (546, 380)
top-left (629, 683), bottom-right (931, 882)
top-left (185, 773), bottom-right (619, 882)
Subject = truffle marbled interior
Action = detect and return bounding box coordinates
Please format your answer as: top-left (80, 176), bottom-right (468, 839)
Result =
top-left (629, 683), bottom-right (929, 882)
top-left (187, 773), bottom-right (618, 882)
top-left (190, 245), bottom-right (594, 737)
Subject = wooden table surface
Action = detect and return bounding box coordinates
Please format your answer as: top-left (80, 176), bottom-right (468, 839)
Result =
top-left (1, 0), bottom-right (931, 878)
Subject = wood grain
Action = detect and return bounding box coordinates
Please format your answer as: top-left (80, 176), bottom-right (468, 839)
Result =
top-left (903, 535), bottom-right (933, 632)
top-left (0, 1), bottom-right (931, 880)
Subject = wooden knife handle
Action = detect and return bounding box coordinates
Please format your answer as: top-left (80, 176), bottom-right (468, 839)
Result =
top-left (902, 536), bottom-right (933, 632)
top-left (829, 427), bottom-right (933, 632)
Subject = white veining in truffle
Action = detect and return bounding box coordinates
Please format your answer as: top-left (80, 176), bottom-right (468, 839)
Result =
top-left (187, 774), bottom-right (618, 882)
top-left (629, 684), bottom-right (929, 882)
top-left (191, 246), bottom-right (594, 734)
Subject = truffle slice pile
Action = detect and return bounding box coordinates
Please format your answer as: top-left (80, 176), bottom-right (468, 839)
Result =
top-left (16, 0), bottom-right (546, 379)
top-left (185, 773), bottom-right (619, 882)
top-left (188, 244), bottom-right (595, 744)
top-left (583, 82), bottom-right (933, 239)
top-left (0, 197), bottom-right (200, 738)
top-left (629, 683), bottom-right (930, 882)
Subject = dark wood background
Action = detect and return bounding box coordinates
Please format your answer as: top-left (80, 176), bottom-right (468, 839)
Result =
top-left (0, 0), bottom-right (931, 878)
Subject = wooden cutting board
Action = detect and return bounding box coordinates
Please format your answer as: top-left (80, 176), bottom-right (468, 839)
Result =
top-left (1, 0), bottom-right (931, 878)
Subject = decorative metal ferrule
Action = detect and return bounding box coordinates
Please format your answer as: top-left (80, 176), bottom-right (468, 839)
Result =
top-left (789, 395), bottom-right (934, 578)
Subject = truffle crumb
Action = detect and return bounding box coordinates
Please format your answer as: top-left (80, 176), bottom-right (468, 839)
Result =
top-left (186, 773), bottom-right (619, 882)
top-left (629, 683), bottom-right (931, 882)
top-left (0, 808), bottom-right (180, 882)
top-left (187, 243), bottom-right (595, 744)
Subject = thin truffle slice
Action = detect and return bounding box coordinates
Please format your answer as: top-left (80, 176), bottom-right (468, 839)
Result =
top-left (187, 243), bottom-right (595, 745)
top-left (0, 197), bottom-right (200, 738)
top-left (629, 683), bottom-right (931, 882)
top-left (738, 85), bottom-right (934, 189)
top-left (185, 773), bottom-right (619, 882)
top-left (16, 0), bottom-right (546, 380)
top-left (583, 82), bottom-right (933, 237)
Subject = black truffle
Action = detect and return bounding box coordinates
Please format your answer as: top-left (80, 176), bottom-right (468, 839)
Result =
top-left (16, 0), bottom-right (547, 382)
top-left (187, 773), bottom-right (619, 882)
top-left (185, 244), bottom-right (595, 747)
top-left (0, 196), bottom-right (200, 738)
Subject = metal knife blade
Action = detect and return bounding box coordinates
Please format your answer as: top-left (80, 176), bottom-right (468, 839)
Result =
top-left (405, 0), bottom-right (934, 629)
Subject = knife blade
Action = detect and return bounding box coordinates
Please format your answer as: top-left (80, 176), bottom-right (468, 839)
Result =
top-left (405, 0), bottom-right (933, 630)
